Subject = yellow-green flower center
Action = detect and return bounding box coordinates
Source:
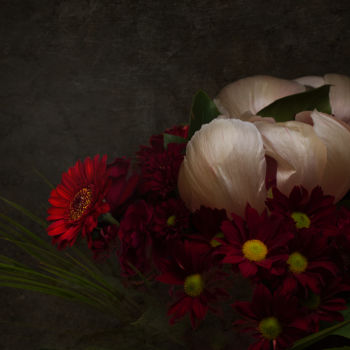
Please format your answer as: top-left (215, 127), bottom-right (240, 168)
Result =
top-left (291, 212), bottom-right (311, 229)
top-left (242, 239), bottom-right (268, 262)
top-left (258, 317), bottom-right (282, 340)
top-left (184, 273), bottom-right (204, 297)
top-left (167, 215), bottom-right (176, 226)
top-left (302, 292), bottom-right (321, 310)
top-left (287, 252), bottom-right (308, 274)
top-left (210, 232), bottom-right (224, 248)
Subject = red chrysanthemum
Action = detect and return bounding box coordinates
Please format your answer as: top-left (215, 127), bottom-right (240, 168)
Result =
top-left (157, 240), bottom-right (227, 328)
top-left (234, 284), bottom-right (310, 350)
top-left (219, 206), bottom-right (293, 279)
top-left (117, 200), bottom-right (153, 276)
top-left (279, 231), bottom-right (338, 295)
top-left (266, 186), bottom-right (338, 237)
top-left (90, 224), bottom-right (118, 261)
top-left (47, 155), bottom-right (111, 249)
top-left (137, 125), bottom-right (188, 199)
top-left (299, 277), bottom-right (350, 332)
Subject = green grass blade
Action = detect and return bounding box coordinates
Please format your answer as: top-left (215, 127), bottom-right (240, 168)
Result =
top-left (32, 167), bottom-right (55, 189)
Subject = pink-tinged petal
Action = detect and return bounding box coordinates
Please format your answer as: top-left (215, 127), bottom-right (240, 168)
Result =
top-left (294, 76), bottom-right (325, 88)
top-left (296, 110), bottom-right (350, 201)
top-left (255, 120), bottom-right (327, 196)
top-left (178, 119), bottom-right (266, 217)
top-left (325, 74), bottom-right (350, 123)
top-left (239, 260), bottom-right (258, 277)
top-left (214, 75), bottom-right (305, 120)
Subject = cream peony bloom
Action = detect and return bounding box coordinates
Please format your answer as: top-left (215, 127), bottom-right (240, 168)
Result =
top-left (295, 74), bottom-right (350, 123)
top-left (178, 118), bottom-right (267, 217)
top-left (214, 75), bottom-right (305, 120)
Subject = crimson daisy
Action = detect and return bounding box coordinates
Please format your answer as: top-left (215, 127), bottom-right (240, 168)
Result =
top-left (219, 206), bottom-right (292, 279)
top-left (279, 231), bottom-right (338, 295)
top-left (266, 186), bottom-right (338, 237)
top-left (47, 155), bottom-right (111, 249)
top-left (234, 284), bottom-right (310, 350)
top-left (156, 240), bottom-right (227, 328)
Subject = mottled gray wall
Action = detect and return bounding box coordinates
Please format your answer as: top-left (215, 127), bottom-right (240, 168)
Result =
top-left (0, 1), bottom-right (350, 349)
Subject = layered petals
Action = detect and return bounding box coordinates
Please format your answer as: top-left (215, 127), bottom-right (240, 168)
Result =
top-left (214, 75), bottom-right (305, 119)
top-left (296, 110), bottom-right (350, 201)
top-left (255, 120), bottom-right (327, 196)
top-left (178, 119), bottom-right (266, 217)
top-left (295, 74), bottom-right (350, 123)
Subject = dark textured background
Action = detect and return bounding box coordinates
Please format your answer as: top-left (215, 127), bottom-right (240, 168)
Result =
top-left (1, 1), bottom-right (350, 349)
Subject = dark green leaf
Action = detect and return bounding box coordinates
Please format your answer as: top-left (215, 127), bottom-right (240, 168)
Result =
top-left (291, 319), bottom-right (350, 350)
top-left (258, 85), bottom-right (331, 122)
top-left (163, 133), bottom-right (187, 149)
top-left (188, 90), bottom-right (220, 139)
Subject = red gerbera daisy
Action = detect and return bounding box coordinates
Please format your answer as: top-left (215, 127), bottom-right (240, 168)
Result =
top-left (47, 155), bottom-right (111, 249)
top-left (266, 186), bottom-right (338, 237)
top-left (234, 284), bottom-right (310, 350)
top-left (219, 206), bottom-right (293, 279)
top-left (157, 240), bottom-right (227, 328)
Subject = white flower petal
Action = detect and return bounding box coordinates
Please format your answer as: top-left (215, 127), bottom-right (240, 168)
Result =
top-left (294, 76), bottom-right (325, 88)
top-left (214, 75), bottom-right (305, 119)
top-left (255, 120), bottom-right (327, 196)
top-left (324, 74), bottom-right (350, 123)
top-left (296, 110), bottom-right (350, 201)
top-left (178, 119), bottom-right (266, 217)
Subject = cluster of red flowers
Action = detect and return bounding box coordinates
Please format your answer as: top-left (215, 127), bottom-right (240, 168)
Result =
top-left (47, 125), bottom-right (350, 350)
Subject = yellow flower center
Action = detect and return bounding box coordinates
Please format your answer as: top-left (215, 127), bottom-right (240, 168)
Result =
top-left (184, 274), bottom-right (204, 297)
top-left (167, 215), bottom-right (176, 226)
top-left (258, 317), bottom-right (282, 340)
top-left (291, 212), bottom-right (311, 229)
top-left (242, 239), bottom-right (268, 262)
top-left (302, 292), bottom-right (321, 310)
top-left (69, 187), bottom-right (93, 221)
top-left (287, 252), bottom-right (308, 274)
top-left (210, 232), bottom-right (224, 248)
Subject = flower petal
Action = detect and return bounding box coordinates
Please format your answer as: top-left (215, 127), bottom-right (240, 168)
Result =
top-left (255, 120), bottom-right (327, 196)
top-left (324, 74), bottom-right (350, 123)
top-left (294, 75), bottom-right (325, 88)
top-left (178, 119), bottom-right (266, 217)
top-left (296, 110), bottom-right (350, 201)
top-left (214, 76), bottom-right (305, 119)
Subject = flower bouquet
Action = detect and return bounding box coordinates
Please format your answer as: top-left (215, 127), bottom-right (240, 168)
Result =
top-left (1, 74), bottom-right (350, 350)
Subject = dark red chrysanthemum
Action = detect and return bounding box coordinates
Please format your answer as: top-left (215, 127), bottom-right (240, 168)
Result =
top-left (117, 200), bottom-right (153, 276)
top-left (106, 157), bottom-right (139, 218)
top-left (157, 240), bottom-right (227, 328)
top-left (219, 206), bottom-right (293, 279)
top-left (191, 206), bottom-right (227, 248)
top-left (90, 224), bottom-right (118, 261)
top-left (137, 125), bottom-right (188, 199)
top-left (266, 186), bottom-right (338, 237)
top-left (234, 284), bottom-right (310, 350)
top-left (152, 198), bottom-right (190, 240)
top-left (299, 277), bottom-right (350, 332)
top-left (278, 231), bottom-right (338, 295)
top-left (47, 155), bottom-right (111, 249)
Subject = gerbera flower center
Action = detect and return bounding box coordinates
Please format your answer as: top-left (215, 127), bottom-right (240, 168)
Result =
top-left (302, 292), bottom-right (321, 310)
top-left (210, 232), bottom-right (224, 248)
top-left (69, 187), bottom-right (94, 221)
top-left (184, 273), bottom-right (204, 297)
top-left (291, 211), bottom-right (311, 229)
top-left (287, 252), bottom-right (308, 274)
top-left (167, 215), bottom-right (176, 226)
top-left (242, 239), bottom-right (268, 262)
top-left (258, 317), bottom-right (282, 340)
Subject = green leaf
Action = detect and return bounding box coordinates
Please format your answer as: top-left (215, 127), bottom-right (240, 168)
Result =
top-left (258, 85), bottom-right (331, 122)
top-left (291, 319), bottom-right (350, 350)
top-left (188, 90), bottom-right (220, 139)
top-left (163, 133), bottom-right (187, 149)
